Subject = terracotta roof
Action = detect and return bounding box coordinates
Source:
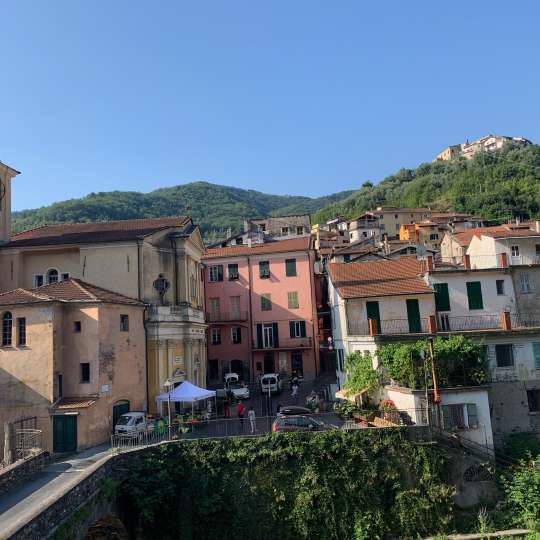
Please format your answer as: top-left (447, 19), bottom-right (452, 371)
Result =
top-left (452, 225), bottom-right (538, 247)
top-left (328, 257), bottom-right (433, 299)
top-left (202, 237), bottom-right (311, 259)
top-left (5, 216), bottom-right (192, 248)
top-left (0, 278), bottom-right (144, 306)
top-left (55, 397), bottom-right (98, 409)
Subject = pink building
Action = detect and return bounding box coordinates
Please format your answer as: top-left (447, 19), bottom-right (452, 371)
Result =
top-left (202, 237), bottom-right (320, 382)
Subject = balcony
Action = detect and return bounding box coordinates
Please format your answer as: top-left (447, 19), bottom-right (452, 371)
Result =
top-left (347, 318), bottom-right (430, 336)
top-left (252, 337), bottom-right (313, 350)
top-left (437, 314), bottom-right (502, 332)
top-left (206, 311), bottom-right (248, 323)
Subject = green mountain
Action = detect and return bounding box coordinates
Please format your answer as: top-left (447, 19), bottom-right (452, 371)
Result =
top-left (313, 143), bottom-right (540, 224)
top-left (12, 181), bottom-right (354, 242)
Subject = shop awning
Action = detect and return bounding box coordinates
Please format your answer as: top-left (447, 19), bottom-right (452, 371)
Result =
top-left (155, 381), bottom-right (216, 403)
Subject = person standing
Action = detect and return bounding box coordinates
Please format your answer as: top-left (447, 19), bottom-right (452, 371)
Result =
top-left (248, 406), bottom-right (256, 433)
top-left (291, 381), bottom-right (299, 399)
top-left (224, 399), bottom-right (231, 418)
top-left (237, 401), bottom-right (246, 430)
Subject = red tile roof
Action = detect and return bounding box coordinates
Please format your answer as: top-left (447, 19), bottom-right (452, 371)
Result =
top-left (452, 225), bottom-right (539, 246)
top-left (0, 278), bottom-right (143, 306)
top-left (55, 397), bottom-right (98, 409)
top-left (328, 257), bottom-right (433, 299)
top-left (202, 237), bottom-right (311, 259)
top-left (6, 217), bottom-right (192, 248)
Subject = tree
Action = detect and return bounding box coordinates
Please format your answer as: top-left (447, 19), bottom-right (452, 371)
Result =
top-left (343, 351), bottom-right (380, 395)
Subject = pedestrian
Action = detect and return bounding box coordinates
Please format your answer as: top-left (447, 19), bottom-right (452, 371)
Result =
top-left (291, 381), bottom-right (299, 399)
top-left (224, 399), bottom-right (230, 418)
top-left (248, 406), bottom-right (256, 433)
top-left (276, 402), bottom-right (283, 415)
top-left (237, 401), bottom-right (246, 430)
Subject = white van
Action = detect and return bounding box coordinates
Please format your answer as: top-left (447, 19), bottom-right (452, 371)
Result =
top-left (261, 373), bottom-right (282, 395)
top-left (114, 412), bottom-right (150, 435)
top-left (224, 372), bottom-right (240, 384)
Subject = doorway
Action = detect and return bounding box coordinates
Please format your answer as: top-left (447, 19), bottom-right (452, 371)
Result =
top-left (113, 400), bottom-right (130, 430)
top-left (53, 415), bottom-right (77, 453)
top-left (406, 299), bottom-right (421, 333)
top-left (366, 301), bottom-right (381, 333)
top-left (291, 352), bottom-right (304, 377)
top-left (263, 352), bottom-right (275, 373)
top-left (230, 359), bottom-right (244, 380)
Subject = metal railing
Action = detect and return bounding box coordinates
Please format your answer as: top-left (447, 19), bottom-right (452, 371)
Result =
top-left (206, 311), bottom-right (248, 322)
top-left (252, 337), bottom-right (313, 350)
top-left (15, 429), bottom-right (43, 460)
top-left (437, 313), bottom-right (502, 331)
top-left (380, 318), bottom-right (429, 335)
top-left (511, 311), bottom-right (540, 329)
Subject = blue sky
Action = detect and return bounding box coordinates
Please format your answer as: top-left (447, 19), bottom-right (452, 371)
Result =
top-left (2, 1), bottom-right (539, 211)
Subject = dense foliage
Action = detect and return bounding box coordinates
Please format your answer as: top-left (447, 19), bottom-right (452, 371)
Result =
top-left (504, 458), bottom-right (540, 531)
top-left (377, 336), bottom-right (488, 389)
top-left (313, 144), bottom-right (540, 224)
top-left (343, 351), bottom-right (380, 395)
top-left (117, 430), bottom-right (454, 539)
top-left (12, 181), bottom-right (353, 242)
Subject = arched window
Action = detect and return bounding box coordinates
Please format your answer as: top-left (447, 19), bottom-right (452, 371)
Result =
top-left (46, 269), bottom-right (59, 284)
top-left (2, 312), bottom-right (12, 346)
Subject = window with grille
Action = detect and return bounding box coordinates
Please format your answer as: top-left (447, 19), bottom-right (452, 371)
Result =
top-left (120, 314), bottom-right (129, 332)
top-left (288, 291), bottom-right (299, 309)
top-left (495, 344), bottom-right (514, 367)
top-left (209, 265), bottom-right (223, 282)
top-left (17, 318), bottom-right (26, 346)
top-left (2, 312), bottom-right (12, 346)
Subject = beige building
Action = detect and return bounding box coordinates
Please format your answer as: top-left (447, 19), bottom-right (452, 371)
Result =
top-left (0, 163), bottom-right (207, 419)
top-left (435, 135), bottom-right (532, 162)
top-left (0, 279), bottom-right (146, 454)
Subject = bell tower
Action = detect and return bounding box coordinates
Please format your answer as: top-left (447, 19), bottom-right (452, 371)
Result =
top-left (0, 162), bottom-right (20, 244)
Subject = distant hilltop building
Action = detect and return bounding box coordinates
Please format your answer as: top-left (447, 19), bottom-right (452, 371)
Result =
top-left (435, 134), bottom-right (532, 162)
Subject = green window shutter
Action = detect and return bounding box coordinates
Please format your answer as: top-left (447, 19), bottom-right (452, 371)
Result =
top-left (285, 259), bottom-right (297, 277)
top-left (466, 281), bottom-right (484, 310)
top-left (434, 283), bottom-right (451, 311)
top-left (272, 323), bottom-right (279, 347)
top-left (259, 261), bottom-right (270, 278)
top-left (289, 321), bottom-right (295, 338)
top-left (533, 343), bottom-right (540, 369)
top-left (256, 324), bottom-right (263, 348)
top-left (442, 405), bottom-right (450, 430)
top-left (288, 291), bottom-right (299, 309)
top-left (217, 265), bottom-right (223, 282)
top-left (300, 321), bottom-right (306, 337)
top-left (466, 403), bottom-right (478, 429)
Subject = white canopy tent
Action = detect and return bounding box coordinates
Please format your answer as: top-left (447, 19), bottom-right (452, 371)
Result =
top-left (155, 381), bottom-right (217, 421)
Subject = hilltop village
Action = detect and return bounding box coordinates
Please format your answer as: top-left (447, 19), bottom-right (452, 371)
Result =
top-left (1, 153), bottom-right (540, 462)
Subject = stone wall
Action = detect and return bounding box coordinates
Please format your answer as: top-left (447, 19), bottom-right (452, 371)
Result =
top-left (0, 451), bottom-right (50, 496)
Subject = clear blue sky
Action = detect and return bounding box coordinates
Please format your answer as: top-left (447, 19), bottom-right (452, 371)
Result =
top-left (2, 1), bottom-right (539, 211)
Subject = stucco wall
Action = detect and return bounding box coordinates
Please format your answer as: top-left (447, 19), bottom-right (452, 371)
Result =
top-left (511, 266), bottom-right (540, 313)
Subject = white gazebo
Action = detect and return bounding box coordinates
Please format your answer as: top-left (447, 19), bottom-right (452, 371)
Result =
top-left (155, 381), bottom-right (217, 421)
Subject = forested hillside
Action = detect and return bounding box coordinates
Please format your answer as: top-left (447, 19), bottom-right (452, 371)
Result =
top-left (12, 182), bottom-right (354, 242)
top-left (313, 143), bottom-right (540, 224)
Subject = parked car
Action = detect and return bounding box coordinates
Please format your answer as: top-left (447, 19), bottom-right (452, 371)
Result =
top-left (261, 373), bottom-right (282, 395)
top-left (278, 406), bottom-right (311, 417)
top-left (114, 412), bottom-right (151, 435)
top-left (226, 382), bottom-right (250, 400)
top-left (271, 415), bottom-right (336, 433)
top-left (224, 372), bottom-right (240, 384)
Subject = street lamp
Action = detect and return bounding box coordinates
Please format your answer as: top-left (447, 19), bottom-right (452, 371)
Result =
top-left (164, 379), bottom-right (174, 440)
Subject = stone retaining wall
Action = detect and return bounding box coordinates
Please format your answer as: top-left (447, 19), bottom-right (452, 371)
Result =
top-left (0, 451), bottom-right (50, 496)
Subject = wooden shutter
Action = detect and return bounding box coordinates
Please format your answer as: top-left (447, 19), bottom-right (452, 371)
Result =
top-left (256, 324), bottom-right (263, 349)
top-left (442, 405), bottom-right (450, 430)
top-left (533, 343), bottom-right (540, 369)
top-left (466, 281), bottom-right (483, 310)
top-left (406, 299), bottom-right (421, 333)
top-left (366, 301), bottom-right (381, 333)
top-left (434, 283), bottom-right (451, 312)
top-left (286, 259), bottom-right (297, 277)
top-left (289, 321), bottom-right (295, 338)
top-left (300, 321), bottom-right (306, 337)
top-left (272, 323), bottom-right (279, 347)
top-left (236, 327), bottom-right (242, 344)
top-left (217, 265), bottom-right (224, 282)
top-left (466, 403), bottom-right (478, 429)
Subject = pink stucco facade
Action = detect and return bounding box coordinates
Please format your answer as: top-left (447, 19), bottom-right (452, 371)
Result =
top-left (203, 238), bottom-right (320, 382)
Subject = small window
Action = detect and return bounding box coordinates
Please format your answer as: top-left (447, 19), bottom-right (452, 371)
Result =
top-left (520, 273), bottom-right (532, 293)
top-left (496, 280), bottom-right (505, 295)
top-left (231, 327), bottom-right (242, 344)
top-left (511, 245), bottom-right (520, 257)
top-left (281, 227), bottom-right (289, 236)
top-left (429, 233), bottom-right (439, 240)
top-left (209, 265), bottom-right (223, 283)
top-left (211, 328), bottom-right (221, 345)
top-left (259, 261), bottom-right (270, 279)
top-left (343, 254), bottom-right (351, 263)
top-left (228, 263), bottom-right (239, 280)
top-left (2, 312), bottom-right (12, 346)
top-left (395, 223), bottom-right (400, 231)
top-left (285, 258), bottom-right (297, 277)
top-left (288, 291), bottom-right (299, 309)
top-left (120, 314), bottom-right (129, 332)
top-left (296, 226), bottom-right (304, 235)
top-left (495, 344), bottom-right (514, 368)
top-left (61, 273), bottom-right (70, 281)
top-left (46, 269), bottom-right (59, 284)
top-left (527, 389), bottom-right (540, 412)
top-left (259, 224), bottom-right (266, 232)
top-left (261, 293), bottom-right (272, 311)
top-left (17, 318), bottom-right (26, 346)
top-left (442, 403), bottom-right (478, 430)
top-left (235, 237), bottom-right (243, 245)
top-left (80, 362), bottom-right (90, 383)
top-left (74, 321), bottom-right (82, 333)
top-left (34, 275), bottom-right (44, 288)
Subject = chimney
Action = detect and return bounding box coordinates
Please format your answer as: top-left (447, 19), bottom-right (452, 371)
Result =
top-left (464, 254), bottom-right (471, 269)
top-left (535, 220), bottom-right (540, 234)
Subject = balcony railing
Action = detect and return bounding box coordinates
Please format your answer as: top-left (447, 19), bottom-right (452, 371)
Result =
top-left (437, 313), bottom-right (502, 332)
top-left (347, 318), bottom-right (429, 336)
top-left (252, 337), bottom-right (313, 350)
top-left (206, 311), bottom-right (248, 323)
top-left (511, 312), bottom-right (540, 329)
